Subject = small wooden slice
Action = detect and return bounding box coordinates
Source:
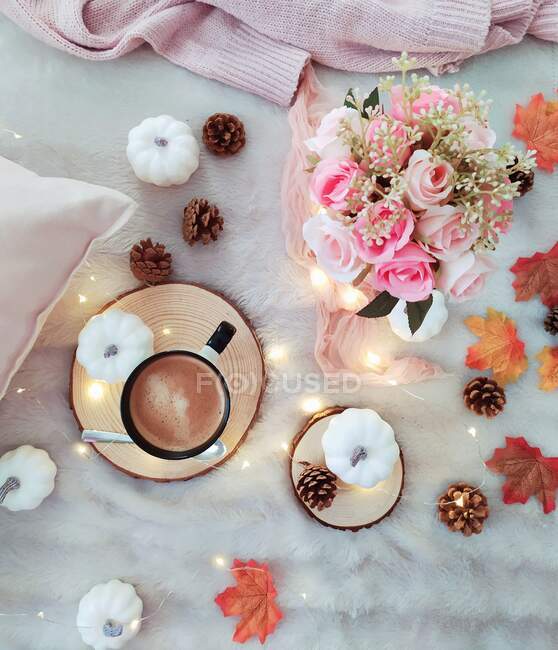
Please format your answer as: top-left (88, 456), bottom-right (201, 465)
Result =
top-left (290, 407), bottom-right (404, 532)
top-left (70, 283), bottom-right (265, 481)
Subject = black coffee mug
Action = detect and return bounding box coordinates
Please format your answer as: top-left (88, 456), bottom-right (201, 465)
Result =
top-left (120, 321), bottom-right (236, 460)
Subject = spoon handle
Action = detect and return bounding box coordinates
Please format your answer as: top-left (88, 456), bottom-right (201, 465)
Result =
top-left (81, 430), bottom-right (133, 444)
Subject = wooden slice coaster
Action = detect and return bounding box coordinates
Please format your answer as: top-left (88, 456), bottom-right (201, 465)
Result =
top-left (290, 407), bottom-right (404, 531)
top-left (70, 283), bottom-right (265, 481)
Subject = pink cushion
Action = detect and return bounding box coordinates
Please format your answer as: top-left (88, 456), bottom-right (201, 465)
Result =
top-left (0, 156), bottom-right (136, 398)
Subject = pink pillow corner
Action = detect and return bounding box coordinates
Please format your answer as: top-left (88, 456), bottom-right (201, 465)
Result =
top-left (0, 156), bottom-right (136, 398)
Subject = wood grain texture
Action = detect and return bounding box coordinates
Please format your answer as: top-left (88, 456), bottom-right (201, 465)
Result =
top-left (290, 407), bottom-right (404, 532)
top-left (70, 283), bottom-right (265, 481)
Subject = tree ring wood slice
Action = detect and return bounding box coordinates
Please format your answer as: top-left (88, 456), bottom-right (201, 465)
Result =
top-left (290, 407), bottom-right (404, 531)
top-left (70, 283), bottom-right (265, 481)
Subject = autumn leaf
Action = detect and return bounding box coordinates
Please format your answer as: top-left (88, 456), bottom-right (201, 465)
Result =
top-left (215, 559), bottom-right (283, 644)
top-left (513, 92), bottom-right (558, 171)
top-left (510, 242), bottom-right (558, 307)
top-left (537, 346), bottom-right (558, 391)
top-left (465, 308), bottom-right (527, 385)
top-left (486, 437), bottom-right (558, 514)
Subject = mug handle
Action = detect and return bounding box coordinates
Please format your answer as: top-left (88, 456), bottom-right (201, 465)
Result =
top-left (198, 321), bottom-right (236, 365)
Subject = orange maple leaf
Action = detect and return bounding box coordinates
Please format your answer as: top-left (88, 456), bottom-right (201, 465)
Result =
top-left (513, 92), bottom-right (558, 172)
top-left (486, 437), bottom-right (558, 514)
top-left (510, 242), bottom-right (558, 307)
top-left (215, 559), bottom-right (283, 644)
top-left (465, 308), bottom-right (527, 385)
top-left (537, 346), bottom-right (558, 392)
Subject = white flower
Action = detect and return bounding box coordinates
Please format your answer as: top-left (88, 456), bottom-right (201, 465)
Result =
top-left (303, 210), bottom-right (364, 283)
top-left (305, 107), bottom-right (360, 159)
top-left (460, 116), bottom-right (496, 150)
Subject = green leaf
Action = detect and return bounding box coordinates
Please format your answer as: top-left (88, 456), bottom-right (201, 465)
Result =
top-left (406, 295), bottom-right (433, 335)
top-left (344, 87), bottom-right (358, 111)
top-left (357, 291), bottom-right (399, 318)
top-left (362, 87), bottom-right (380, 117)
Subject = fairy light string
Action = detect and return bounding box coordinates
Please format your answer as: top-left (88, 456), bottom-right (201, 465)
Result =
top-left (0, 591), bottom-right (173, 630)
top-left (0, 272), bottom-right (495, 631)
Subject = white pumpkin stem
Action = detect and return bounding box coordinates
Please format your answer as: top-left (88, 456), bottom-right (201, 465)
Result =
top-left (350, 446), bottom-right (368, 467)
top-left (103, 620), bottom-right (124, 637)
top-left (103, 344), bottom-right (119, 359)
top-left (0, 476), bottom-right (20, 504)
top-left (154, 136), bottom-right (168, 147)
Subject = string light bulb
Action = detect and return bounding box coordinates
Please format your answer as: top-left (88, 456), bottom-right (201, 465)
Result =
top-left (342, 286), bottom-right (362, 309)
top-left (310, 268), bottom-right (328, 289)
top-left (162, 328), bottom-right (171, 336)
top-left (88, 382), bottom-right (104, 400)
top-left (280, 442), bottom-right (289, 452)
top-left (37, 611), bottom-right (45, 619)
top-left (16, 388), bottom-right (26, 394)
top-left (78, 294), bottom-right (88, 304)
top-left (267, 345), bottom-right (286, 362)
top-left (213, 556), bottom-right (226, 568)
top-left (455, 495), bottom-right (465, 508)
top-left (366, 351), bottom-right (382, 368)
top-left (301, 397), bottom-right (322, 414)
top-left (468, 427), bottom-right (477, 438)
top-left (89, 275), bottom-right (96, 282)
top-left (129, 619), bottom-right (140, 631)
top-left (241, 460), bottom-right (250, 470)
top-left (75, 443), bottom-right (89, 457)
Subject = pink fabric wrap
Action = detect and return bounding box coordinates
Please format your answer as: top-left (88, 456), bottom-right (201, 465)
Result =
top-left (281, 67), bottom-right (444, 386)
top-left (2, 1), bottom-right (557, 106)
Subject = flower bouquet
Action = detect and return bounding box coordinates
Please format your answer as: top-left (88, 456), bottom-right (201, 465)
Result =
top-left (303, 54), bottom-right (535, 341)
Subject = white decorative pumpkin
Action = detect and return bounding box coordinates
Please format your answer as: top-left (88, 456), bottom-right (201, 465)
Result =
top-left (322, 408), bottom-right (399, 488)
top-left (127, 115), bottom-right (199, 187)
top-left (0, 445), bottom-right (57, 511)
top-left (77, 580), bottom-right (143, 650)
top-left (388, 289), bottom-right (448, 343)
top-left (77, 309), bottom-right (154, 383)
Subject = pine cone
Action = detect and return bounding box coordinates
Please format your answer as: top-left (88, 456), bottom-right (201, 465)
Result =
top-left (202, 113), bottom-right (245, 155)
top-left (129, 238), bottom-right (172, 284)
top-left (183, 198), bottom-right (223, 246)
top-left (507, 157), bottom-right (535, 196)
top-left (544, 306), bottom-right (558, 335)
top-left (438, 483), bottom-right (489, 536)
top-left (296, 462), bottom-right (338, 511)
top-left (463, 376), bottom-right (506, 418)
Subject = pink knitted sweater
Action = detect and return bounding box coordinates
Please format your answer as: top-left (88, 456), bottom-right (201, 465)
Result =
top-left (2, 1), bottom-right (557, 105)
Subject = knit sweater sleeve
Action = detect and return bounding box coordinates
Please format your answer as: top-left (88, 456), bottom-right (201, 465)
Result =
top-left (1, 1), bottom-right (310, 106)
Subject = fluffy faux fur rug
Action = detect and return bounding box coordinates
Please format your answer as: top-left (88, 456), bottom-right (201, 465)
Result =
top-left (1, 15), bottom-right (558, 650)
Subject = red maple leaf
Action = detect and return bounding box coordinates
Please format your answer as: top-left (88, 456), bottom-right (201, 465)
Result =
top-left (486, 437), bottom-right (558, 514)
top-left (513, 92), bottom-right (558, 171)
top-left (510, 242), bottom-right (558, 307)
top-left (215, 559), bottom-right (283, 644)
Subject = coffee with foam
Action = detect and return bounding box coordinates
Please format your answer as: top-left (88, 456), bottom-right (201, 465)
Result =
top-left (128, 354), bottom-right (226, 452)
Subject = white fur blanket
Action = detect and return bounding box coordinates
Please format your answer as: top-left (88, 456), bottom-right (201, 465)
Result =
top-left (1, 15), bottom-right (558, 650)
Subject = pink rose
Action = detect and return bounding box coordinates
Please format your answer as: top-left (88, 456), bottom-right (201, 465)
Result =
top-left (366, 117), bottom-right (412, 169)
top-left (460, 116), bottom-right (496, 150)
top-left (390, 85), bottom-right (461, 123)
top-left (305, 107), bottom-right (360, 159)
top-left (310, 157), bottom-right (362, 211)
top-left (404, 150), bottom-right (454, 210)
top-left (372, 243), bottom-right (435, 302)
top-left (415, 205), bottom-right (479, 261)
top-left (438, 252), bottom-right (495, 302)
top-left (303, 210), bottom-right (364, 283)
top-left (354, 201), bottom-right (415, 264)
